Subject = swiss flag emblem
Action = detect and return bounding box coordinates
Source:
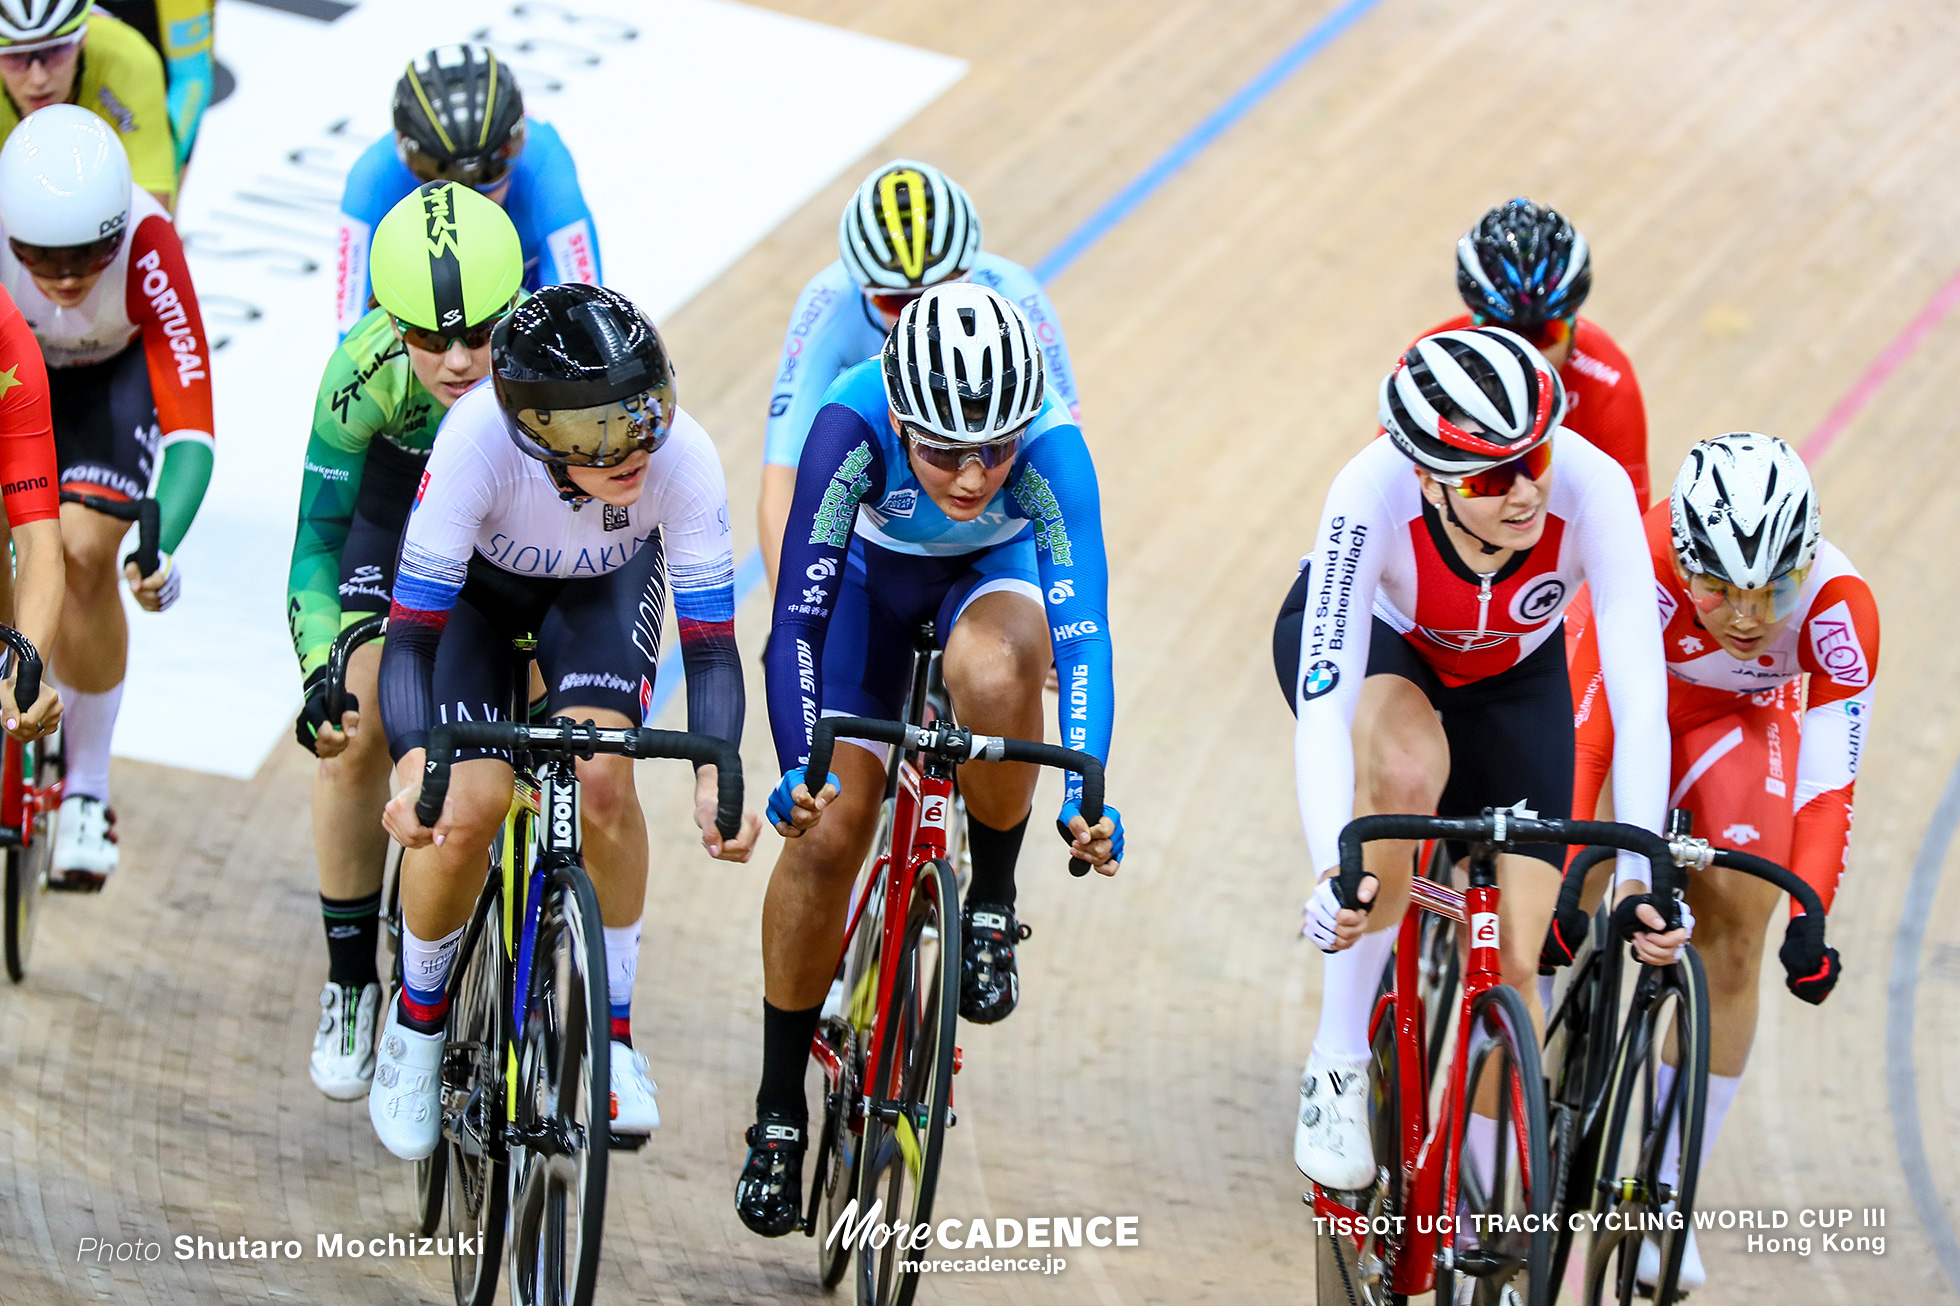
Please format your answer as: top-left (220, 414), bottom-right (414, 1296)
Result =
top-left (639, 675), bottom-right (654, 720)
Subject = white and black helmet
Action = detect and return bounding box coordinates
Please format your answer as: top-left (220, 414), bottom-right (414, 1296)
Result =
top-left (1669, 433), bottom-right (1820, 588)
top-left (882, 283), bottom-right (1044, 440)
top-left (840, 159), bottom-right (980, 292)
top-left (1379, 327), bottom-right (1566, 476)
top-left (0, 0), bottom-right (87, 50)
top-left (0, 105), bottom-right (132, 249)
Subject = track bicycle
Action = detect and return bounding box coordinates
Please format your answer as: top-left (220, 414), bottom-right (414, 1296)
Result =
top-left (0, 625), bottom-right (56, 979)
top-left (1313, 809), bottom-right (1683, 1306)
top-left (803, 626), bottom-right (1106, 1306)
top-left (402, 635), bottom-right (744, 1306)
top-left (1540, 820), bottom-right (1831, 1305)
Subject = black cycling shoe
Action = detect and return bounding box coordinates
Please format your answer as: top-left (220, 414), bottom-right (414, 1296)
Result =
top-left (735, 1115), bottom-right (807, 1237)
top-left (960, 902), bottom-right (1031, 1025)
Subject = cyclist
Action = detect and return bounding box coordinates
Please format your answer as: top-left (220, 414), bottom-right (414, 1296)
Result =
top-left (335, 44), bottom-right (601, 339)
top-left (756, 157), bottom-right (1080, 591)
top-left (0, 104), bottom-right (212, 890)
top-left (285, 181), bottom-right (523, 1101)
top-left (94, 0), bottom-right (214, 171)
top-left (369, 284), bottom-right (761, 1160)
top-left (1274, 326), bottom-right (1681, 1192)
top-left (0, 1), bottom-right (179, 209)
top-left (1414, 198), bottom-right (1651, 507)
top-left (735, 283), bottom-right (1122, 1237)
top-left (1564, 433), bottom-right (1868, 1288)
top-left (0, 281), bottom-right (68, 745)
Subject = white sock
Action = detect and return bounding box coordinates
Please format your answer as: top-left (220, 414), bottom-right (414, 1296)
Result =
top-left (1464, 1111), bottom-right (1499, 1192)
top-left (1536, 973), bottom-right (1556, 1014)
top-left (63, 683), bottom-right (123, 805)
top-left (400, 923), bottom-right (465, 1009)
top-left (1311, 927), bottom-right (1396, 1062)
top-left (604, 919), bottom-right (643, 1024)
top-left (1658, 1068), bottom-right (1742, 1190)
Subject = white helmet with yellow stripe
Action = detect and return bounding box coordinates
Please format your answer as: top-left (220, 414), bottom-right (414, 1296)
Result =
top-left (839, 158), bottom-right (980, 292)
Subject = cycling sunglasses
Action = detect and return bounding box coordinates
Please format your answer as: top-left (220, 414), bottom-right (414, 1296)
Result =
top-left (1433, 440), bottom-right (1554, 498)
top-left (0, 30), bottom-right (84, 73)
top-left (1473, 312), bottom-right (1575, 350)
top-left (1685, 566), bottom-right (1811, 623)
top-left (392, 309), bottom-right (508, 354)
top-left (867, 286), bottom-right (927, 319)
top-left (399, 132), bottom-right (525, 192)
top-left (903, 423), bottom-right (1024, 473)
top-left (9, 232), bottom-right (123, 280)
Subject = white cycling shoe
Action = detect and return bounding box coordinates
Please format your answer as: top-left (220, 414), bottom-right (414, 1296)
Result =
top-left (310, 980), bottom-right (380, 1101)
top-left (50, 795), bottom-right (118, 890)
top-left (368, 1003), bottom-right (444, 1160)
top-left (609, 1041), bottom-right (660, 1136)
top-left (1637, 1220), bottom-right (1705, 1291)
top-left (1294, 1049), bottom-right (1375, 1190)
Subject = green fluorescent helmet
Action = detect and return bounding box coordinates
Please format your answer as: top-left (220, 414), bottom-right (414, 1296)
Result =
top-left (369, 180), bottom-right (523, 332)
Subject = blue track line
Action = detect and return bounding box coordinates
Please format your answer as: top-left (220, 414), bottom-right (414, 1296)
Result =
top-left (1888, 753), bottom-right (1960, 1299)
top-left (645, 0), bottom-right (1383, 724)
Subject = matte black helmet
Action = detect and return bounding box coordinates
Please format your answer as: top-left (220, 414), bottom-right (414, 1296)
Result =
top-left (492, 285), bottom-right (677, 479)
top-left (1455, 198), bottom-right (1592, 330)
top-left (393, 45), bottom-right (527, 189)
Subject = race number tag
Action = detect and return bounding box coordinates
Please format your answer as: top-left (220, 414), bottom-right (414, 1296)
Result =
top-left (1470, 912), bottom-right (1499, 949)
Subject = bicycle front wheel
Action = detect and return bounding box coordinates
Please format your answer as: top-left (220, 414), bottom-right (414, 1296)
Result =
top-left (1583, 946), bottom-right (1710, 1306)
top-left (4, 737), bottom-right (53, 982)
top-left (509, 864), bottom-right (610, 1306)
top-left (854, 857), bottom-right (960, 1306)
top-left (439, 877), bottom-right (507, 1305)
top-left (1440, 983), bottom-right (1553, 1306)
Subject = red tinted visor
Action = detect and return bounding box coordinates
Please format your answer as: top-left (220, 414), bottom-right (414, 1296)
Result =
top-left (9, 233), bottom-right (123, 280)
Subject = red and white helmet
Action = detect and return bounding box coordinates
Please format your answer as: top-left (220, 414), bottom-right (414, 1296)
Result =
top-left (1378, 327), bottom-right (1566, 476)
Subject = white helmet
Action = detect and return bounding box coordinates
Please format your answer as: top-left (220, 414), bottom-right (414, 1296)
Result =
top-left (1669, 433), bottom-right (1820, 588)
top-left (0, 105), bottom-right (132, 249)
top-left (0, 0), bottom-right (87, 50)
top-left (1379, 327), bottom-right (1566, 477)
top-left (881, 283), bottom-right (1044, 440)
top-left (840, 159), bottom-right (980, 292)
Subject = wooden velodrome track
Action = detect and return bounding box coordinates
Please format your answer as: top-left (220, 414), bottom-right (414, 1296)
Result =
top-left (5, 0), bottom-right (1960, 1301)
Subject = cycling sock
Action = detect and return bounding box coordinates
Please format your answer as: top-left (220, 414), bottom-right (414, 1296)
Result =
top-left (320, 890), bottom-right (382, 988)
top-left (1657, 1067), bottom-right (1741, 1190)
top-left (63, 682), bottom-right (123, 805)
top-left (757, 1000), bottom-right (822, 1124)
top-left (965, 812), bottom-right (1029, 908)
top-left (399, 923), bottom-right (465, 1032)
top-left (604, 918), bottom-right (643, 1046)
top-left (1460, 1112), bottom-right (1500, 1249)
top-left (1311, 927), bottom-right (1396, 1062)
top-left (1536, 973), bottom-right (1555, 1015)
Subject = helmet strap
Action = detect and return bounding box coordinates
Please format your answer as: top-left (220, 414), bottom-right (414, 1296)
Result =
top-left (545, 461), bottom-right (589, 504)
top-left (1439, 490), bottom-right (1506, 556)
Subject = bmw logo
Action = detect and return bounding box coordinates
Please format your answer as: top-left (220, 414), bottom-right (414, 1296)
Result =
top-left (1301, 659), bottom-right (1340, 701)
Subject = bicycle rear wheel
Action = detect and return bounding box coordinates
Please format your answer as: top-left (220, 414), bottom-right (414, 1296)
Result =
top-left (4, 738), bottom-right (52, 982)
top-left (509, 863), bottom-right (610, 1306)
top-left (854, 857), bottom-right (959, 1306)
top-left (437, 877), bottom-right (507, 1304)
top-left (1439, 983), bottom-right (1553, 1306)
top-left (1583, 945), bottom-right (1709, 1306)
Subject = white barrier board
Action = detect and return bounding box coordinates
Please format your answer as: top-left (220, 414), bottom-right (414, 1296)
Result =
top-left (119, 0), bottom-right (962, 776)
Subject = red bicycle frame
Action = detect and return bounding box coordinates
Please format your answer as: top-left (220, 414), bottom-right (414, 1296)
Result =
top-left (809, 753), bottom-right (957, 1107)
top-left (0, 733), bottom-right (59, 843)
top-left (1311, 846), bottom-right (1514, 1299)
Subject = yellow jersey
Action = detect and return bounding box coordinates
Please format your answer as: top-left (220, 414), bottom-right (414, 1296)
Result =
top-left (0, 12), bottom-right (178, 208)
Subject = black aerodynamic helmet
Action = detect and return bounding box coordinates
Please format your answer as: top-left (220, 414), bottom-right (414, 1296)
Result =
top-left (492, 285), bottom-right (677, 486)
top-left (1455, 198), bottom-right (1592, 330)
top-left (393, 45), bottom-right (528, 189)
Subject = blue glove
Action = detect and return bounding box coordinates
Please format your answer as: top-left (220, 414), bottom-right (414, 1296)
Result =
top-left (768, 765), bottom-right (839, 829)
top-left (1056, 798), bottom-right (1124, 865)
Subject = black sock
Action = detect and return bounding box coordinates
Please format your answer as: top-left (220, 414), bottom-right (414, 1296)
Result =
top-left (321, 891), bottom-right (382, 988)
top-left (757, 1001), bottom-right (822, 1124)
top-left (964, 813), bottom-right (1029, 910)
